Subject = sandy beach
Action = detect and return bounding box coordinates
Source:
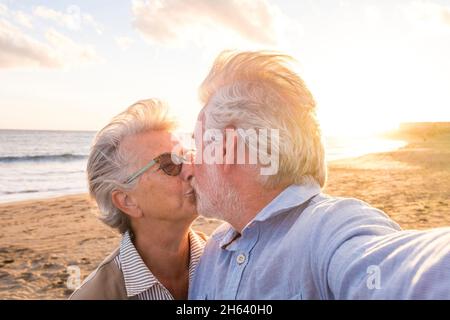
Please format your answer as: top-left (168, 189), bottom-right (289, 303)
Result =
top-left (1, 125), bottom-right (449, 299)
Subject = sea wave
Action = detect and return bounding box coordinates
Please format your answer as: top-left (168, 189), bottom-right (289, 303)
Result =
top-left (1, 186), bottom-right (74, 195)
top-left (0, 154), bottom-right (88, 163)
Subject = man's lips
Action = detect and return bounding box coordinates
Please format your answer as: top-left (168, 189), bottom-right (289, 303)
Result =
top-left (184, 189), bottom-right (195, 197)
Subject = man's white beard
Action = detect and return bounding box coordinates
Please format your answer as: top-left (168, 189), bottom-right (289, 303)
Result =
top-left (193, 167), bottom-right (242, 221)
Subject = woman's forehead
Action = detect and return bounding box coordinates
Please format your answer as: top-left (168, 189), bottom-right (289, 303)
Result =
top-left (122, 130), bottom-right (178, 157)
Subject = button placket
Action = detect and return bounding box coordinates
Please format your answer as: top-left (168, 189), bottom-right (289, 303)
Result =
top-left (227, 224), bottom-right (260, 299)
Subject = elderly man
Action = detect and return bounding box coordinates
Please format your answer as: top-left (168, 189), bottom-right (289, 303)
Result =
top-left (188, 51), bottom-right (450, 299)
top-left (70, 99), bottom-right (205, 300)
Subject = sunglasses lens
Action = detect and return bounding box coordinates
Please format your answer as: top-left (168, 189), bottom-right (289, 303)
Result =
top-left (159, 154), bottom-right (182, 176)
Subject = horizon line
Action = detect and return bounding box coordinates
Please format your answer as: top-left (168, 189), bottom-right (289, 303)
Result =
top-left (2, 121), bottom-right (450, 133)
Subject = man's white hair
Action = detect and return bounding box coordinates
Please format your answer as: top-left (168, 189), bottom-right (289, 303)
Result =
top-left (86, 99), bottom-right (176, 233)
top-left (200, 50), bottom-right (326, 188)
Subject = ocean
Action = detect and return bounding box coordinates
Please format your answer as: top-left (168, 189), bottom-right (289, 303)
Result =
top-left (0, 129), bottom-right (406, 203)
top-left (0, 130), bottom-right (94, 203)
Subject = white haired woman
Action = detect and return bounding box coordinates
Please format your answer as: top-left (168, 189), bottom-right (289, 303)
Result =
top-left (70, 99), bottom-right (205, 300)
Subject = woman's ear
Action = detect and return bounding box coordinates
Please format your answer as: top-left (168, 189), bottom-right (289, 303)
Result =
top-left (111, 190), bottom-right (143, 218)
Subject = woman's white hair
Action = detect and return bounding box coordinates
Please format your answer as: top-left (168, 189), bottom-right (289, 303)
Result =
top-left (200, 50), bottom-right (326, 188)
top-left (87, 99), bottom-right (176, 233)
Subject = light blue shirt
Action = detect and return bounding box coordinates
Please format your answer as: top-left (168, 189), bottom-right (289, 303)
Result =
top-left (189, 183), bottom-right (450, 299)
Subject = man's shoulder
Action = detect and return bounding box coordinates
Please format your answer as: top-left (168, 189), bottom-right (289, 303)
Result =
top-left (310, 193), bottom-right (374, 212)
top-left (201, 195), bottom-right (392, 239)
top-left (198, 194), bottom-right (401, 252)
top-left (294, 194), bottom-right (401, 252)
top-left (306, 194), bottom-right (398, 228)
top-left (69, 247), bottom-right (127, 300)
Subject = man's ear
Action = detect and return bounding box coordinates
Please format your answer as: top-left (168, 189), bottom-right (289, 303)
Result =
top-left (111, 190), bottom-right (142, 218)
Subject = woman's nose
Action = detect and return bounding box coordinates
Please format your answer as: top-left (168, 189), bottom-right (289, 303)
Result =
top-left (180, 162), bottom-right (193, 182)
top-left (180, 150), bottom-right (195, 182)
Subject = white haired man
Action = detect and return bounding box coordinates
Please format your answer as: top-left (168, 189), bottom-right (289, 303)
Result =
top-left (70, 99), bottom-right (204, 300)
top-left (188, 51), bottom-right (450, 299)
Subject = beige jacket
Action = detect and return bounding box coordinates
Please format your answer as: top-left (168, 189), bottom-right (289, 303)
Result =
top-left (69, 248), bottom-right (132, 300)
top-left (69, 230), bottom-right (207, 300)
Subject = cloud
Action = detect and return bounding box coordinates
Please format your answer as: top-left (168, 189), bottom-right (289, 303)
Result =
top-left (441, 4), bottom-right (450, 27)
top-left (0, 19), bottom-right (58, 68)
top-left (14, 11), bottom-right (33, 29)
top-left (131, 0), bottom-right (283, 46)
top-left (0, 5), bottom-right (33, 29)
top-left (0, 18), bottom-right (102, 69)
top-left (0, 3), bottom-right (8, 16)
top-left (33, 5), bottom-right (103, 34)
top-left (33, 5), bottom-right (79, 30)
top-left (115, 36), bottom-right (134, 50)
top-left (81, 13), bottom-right (104, 35)
top-left (404, 1), bottom-right (450, 32)
top-left (45, 29), bottom-right (103, 65)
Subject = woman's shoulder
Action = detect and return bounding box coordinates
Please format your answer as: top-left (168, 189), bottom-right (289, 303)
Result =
top-left (193, 230), bottom-right (209, 242)
top-left (68, 247), bottom-right (128, 300)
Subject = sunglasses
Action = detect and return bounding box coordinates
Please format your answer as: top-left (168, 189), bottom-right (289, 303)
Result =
top-left (125, 152), bottom-right (186, 184)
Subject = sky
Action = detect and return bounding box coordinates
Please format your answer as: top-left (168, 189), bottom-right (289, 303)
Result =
top-left (1, 0), bottom-right (450, 136)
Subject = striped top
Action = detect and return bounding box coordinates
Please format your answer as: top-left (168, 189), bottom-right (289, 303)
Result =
top-left (114, 229), bottom-right (206, 300)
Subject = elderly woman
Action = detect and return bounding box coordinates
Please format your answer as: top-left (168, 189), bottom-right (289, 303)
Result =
top-left (70, 99), bottom-right (205, 300)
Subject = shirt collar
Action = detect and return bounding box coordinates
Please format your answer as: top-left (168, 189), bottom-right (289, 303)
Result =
top-left (119, 229), bottom-right (205, 297)
top-left (252, 182), bottom-right (321, 223)
top-left (212, 182), bottom-right (322, 249)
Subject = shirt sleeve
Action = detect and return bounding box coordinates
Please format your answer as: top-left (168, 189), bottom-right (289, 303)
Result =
top-left (309, 198), bottom-right (450, 299)
top-left (329, 227), bottom-right (450, 299)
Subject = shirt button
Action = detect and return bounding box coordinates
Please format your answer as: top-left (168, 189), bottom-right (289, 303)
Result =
top-left (236, 253), bottom-right (246, 265)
